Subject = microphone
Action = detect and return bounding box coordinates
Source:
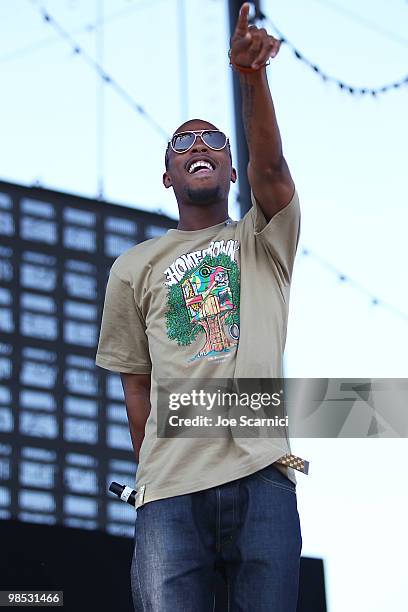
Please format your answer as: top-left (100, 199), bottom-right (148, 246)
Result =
top-left (109, 481), bottom-right (137, 507)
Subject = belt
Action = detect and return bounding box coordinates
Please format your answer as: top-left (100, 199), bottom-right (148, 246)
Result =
top-left (275, 453), bottom-right (309, 475)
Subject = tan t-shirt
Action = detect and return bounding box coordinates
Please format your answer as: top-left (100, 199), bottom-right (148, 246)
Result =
top-left (96, 188), bottom-right (301, 508)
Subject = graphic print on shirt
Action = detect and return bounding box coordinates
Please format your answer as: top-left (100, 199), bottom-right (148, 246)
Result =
top-left (164, 239), bottom-right (240, 362)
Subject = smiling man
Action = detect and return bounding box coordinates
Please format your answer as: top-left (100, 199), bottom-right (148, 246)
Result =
top-left (96, 4), bottom-right (306, 611)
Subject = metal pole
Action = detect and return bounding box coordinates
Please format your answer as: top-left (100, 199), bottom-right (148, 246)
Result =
top-left (228, 0), bottom-right (261, 216)
top-left (177, 0), bottom-right (189, 122)
top-left (96, 0), bottom-right (105, 200)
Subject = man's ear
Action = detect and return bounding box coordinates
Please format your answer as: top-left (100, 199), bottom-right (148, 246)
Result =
top-left (231, 167), bottom-right (237, 183)
top-left (162, 171), bottom-right (173, 189)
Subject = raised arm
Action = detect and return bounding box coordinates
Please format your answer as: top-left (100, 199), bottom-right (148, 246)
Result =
top-left (230, 3), bottom-right (295, 222)
top-left (120, 373), bottom-right (151, 464)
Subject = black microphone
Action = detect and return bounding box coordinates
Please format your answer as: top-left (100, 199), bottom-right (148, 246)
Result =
top-left (109, 481), bottom-right (137, 507)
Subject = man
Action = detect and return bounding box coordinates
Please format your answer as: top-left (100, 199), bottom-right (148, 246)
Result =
top-left (96, 4), bottom-right (307, 611)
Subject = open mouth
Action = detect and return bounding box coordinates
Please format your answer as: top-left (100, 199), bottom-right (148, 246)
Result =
top-left (187, 160), bottom-right (215, 175)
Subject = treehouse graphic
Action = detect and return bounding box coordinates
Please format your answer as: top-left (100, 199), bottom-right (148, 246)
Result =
top-left (181, 263), bottom-right (238, 358)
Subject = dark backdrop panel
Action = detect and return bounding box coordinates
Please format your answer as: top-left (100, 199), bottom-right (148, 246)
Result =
top-left (1, 521), bottom-right (326, 612)
top-left (0, 180), bottom-right (175, 537)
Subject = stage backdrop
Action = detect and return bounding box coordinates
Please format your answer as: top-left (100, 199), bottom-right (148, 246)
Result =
top-left (0, 180), bottom-right (175, 537)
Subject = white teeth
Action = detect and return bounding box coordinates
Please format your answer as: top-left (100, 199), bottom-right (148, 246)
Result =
top-left (188, 160), bottom-right (213, 174)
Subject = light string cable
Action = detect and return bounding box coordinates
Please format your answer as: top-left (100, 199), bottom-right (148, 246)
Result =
top-left (258, 11), bottom-right (408, 96)
top-left (309, 0), bottom-right (408, 49)
top-left (28, 0), bottom-right (169, 140)
top-left (300, 247), bottom-right (408, 323)
top-left (1, 0), bottom-right (166, 64)
top-left (232, 194), bottom-right (407, 323)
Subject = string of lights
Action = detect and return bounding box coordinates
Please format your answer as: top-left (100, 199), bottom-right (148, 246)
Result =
top-left (233, 192), bottom-right (407, 324)
top-left (1, 0), bottom-right (163, 64)
top-left (300, 247), bottom-right (408, 323)
top-left (310, 0), bottom-right (408, 49)
top-left (29, 1), bottom-right (170, 140)
top-left (259, 11), bottom-right (408, 96)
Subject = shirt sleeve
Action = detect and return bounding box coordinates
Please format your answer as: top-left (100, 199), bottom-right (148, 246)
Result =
top-left (244, 187), bottom-right (301, 285)
top-left (95, 269), bottom-right (152, 374)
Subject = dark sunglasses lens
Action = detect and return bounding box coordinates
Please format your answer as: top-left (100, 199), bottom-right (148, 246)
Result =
top-left (172, 132), bottom-right (195, 152)
top-left (202, 131), bottom-right (227, 149)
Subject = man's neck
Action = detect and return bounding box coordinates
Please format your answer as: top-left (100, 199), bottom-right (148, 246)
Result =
top-left (176, 201), bottom-right (230, 231)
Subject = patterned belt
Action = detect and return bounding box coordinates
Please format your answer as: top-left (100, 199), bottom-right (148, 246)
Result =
top-left (275, 453), bottom-right (309, 475)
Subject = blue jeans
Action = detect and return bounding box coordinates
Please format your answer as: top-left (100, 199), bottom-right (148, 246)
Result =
top-left (131, 464), bottom-right (302, 611)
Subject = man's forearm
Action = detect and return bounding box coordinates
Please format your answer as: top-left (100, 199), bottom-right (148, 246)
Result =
top-left (120, 373), bottom-right (151, 465)
top-left (128, 418), bottom-right (149, 464)
top-left (126, 396), bottom-right (151, 464)
top-left (229, 3), bottom-right (294, 217)
top-left (239, 67), bottom-right (284, 170)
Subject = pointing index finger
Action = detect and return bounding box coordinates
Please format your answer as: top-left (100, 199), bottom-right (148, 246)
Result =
top-left (235, 2), bottom-right (250, 37)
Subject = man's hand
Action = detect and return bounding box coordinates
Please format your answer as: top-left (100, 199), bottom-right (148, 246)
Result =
top-left (230, 3), bottom-right (281, 71)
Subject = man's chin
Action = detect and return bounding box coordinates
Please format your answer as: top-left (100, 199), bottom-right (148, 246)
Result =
top-left (185, 185), bottom-right (221, 205)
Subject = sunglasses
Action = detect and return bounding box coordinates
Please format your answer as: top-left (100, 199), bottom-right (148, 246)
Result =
top-left (169, 130), bottom-right (229, 154)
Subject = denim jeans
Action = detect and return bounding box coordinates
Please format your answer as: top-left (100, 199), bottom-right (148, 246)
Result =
top-left (131, 463), bottom-right (302, 611)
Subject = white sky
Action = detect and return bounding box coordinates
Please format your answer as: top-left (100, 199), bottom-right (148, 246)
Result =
top-left (1, 1), bottom-right (407, 610)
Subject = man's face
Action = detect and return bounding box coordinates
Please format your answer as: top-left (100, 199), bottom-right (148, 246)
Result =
top-left (163, 119), bottom-right (237, 206)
